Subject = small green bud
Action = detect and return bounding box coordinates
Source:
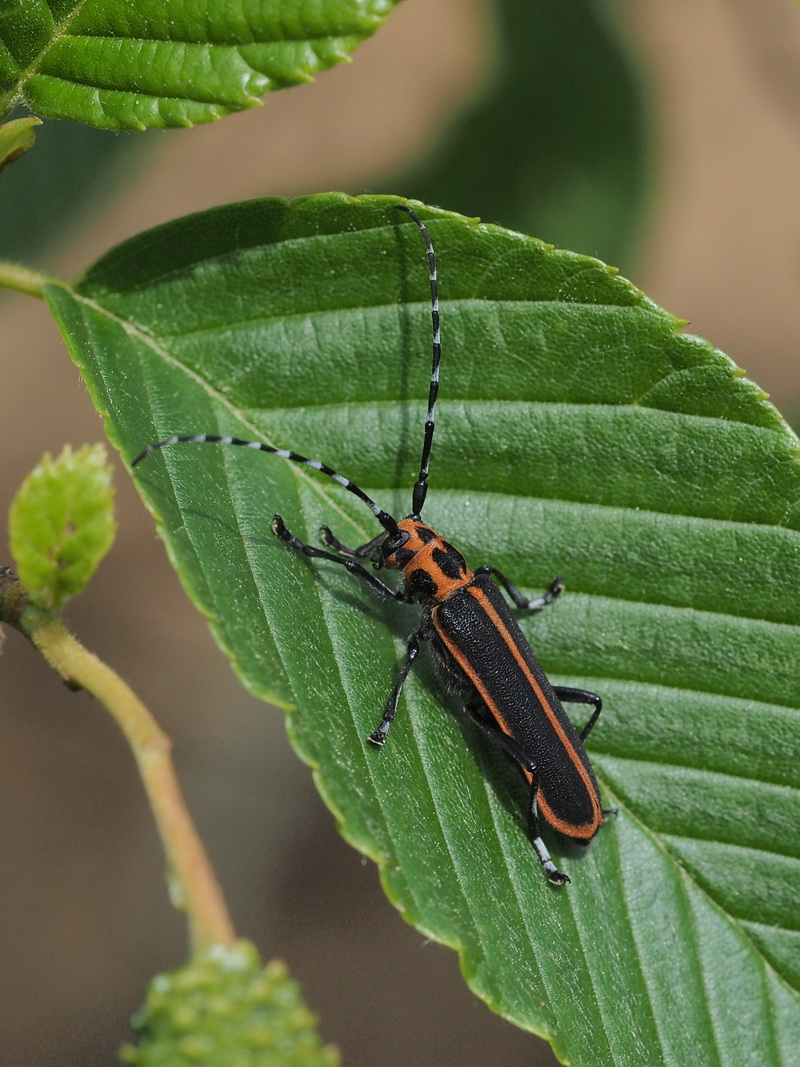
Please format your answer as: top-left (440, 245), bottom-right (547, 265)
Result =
top-left (9, 444), bottom-right (116, 609)
top-left (0, 116), bottom-right (42, 174)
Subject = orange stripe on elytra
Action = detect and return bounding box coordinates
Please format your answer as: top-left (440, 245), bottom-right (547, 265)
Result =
top-left (434, 586), bottom-right (601, 837)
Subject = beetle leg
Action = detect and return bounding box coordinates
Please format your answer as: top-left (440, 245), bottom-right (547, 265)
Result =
top-left (553, 686), bottom-right (603, 741)
top-left (369, 630), bottom-right (424, 746)
top-left (272, 516), bottom-right (406, 602)
top-left (460, 698), bottom-right (570, 884)
top-left (474, 566), bottom-right (564, 612)
top-left (527, 785), bottom-right (571, 885)
top-left (554, 688), bottom-right (617, 821)
top-left (461, 698), bottom-right (537, 767)
top-left (319, 526), bottom-right (386, 560)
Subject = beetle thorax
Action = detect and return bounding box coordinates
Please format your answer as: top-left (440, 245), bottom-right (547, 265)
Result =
top-left (383, 518), bottom-right (474, 604)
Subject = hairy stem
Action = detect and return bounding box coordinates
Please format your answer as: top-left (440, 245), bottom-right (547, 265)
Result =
top-left (0, 261), bottom-right (56, 298)
top-left (0, 569), bottom-right (235, 950)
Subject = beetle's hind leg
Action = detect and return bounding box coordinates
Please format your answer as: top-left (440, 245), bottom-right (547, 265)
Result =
top-left (460, 698), bottom-right (570, 886)
top-left (553, 686), bottom-right (602, 741)
top-left (527, 787), bottom-right (571, 886)
top-left (552, 687), bottom-right (616, 821)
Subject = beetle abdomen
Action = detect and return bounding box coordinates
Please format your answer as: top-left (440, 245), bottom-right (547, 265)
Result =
top-left (432, 573), bottom-right (602, 840)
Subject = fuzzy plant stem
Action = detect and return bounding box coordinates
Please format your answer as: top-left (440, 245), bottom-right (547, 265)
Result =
top-left (0, 568), bottom-right (235, 951)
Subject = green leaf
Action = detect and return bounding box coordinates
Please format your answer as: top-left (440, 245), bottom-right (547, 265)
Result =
top-left (0, 114), bottom-right (41, 173)
top-left (46, 194), bottom-right (800, 1065)
top-left (120, 940), bottom-right (339, 1066)
top-left (9, 443), bottom-right (116, 609)
top-left (0, 0), bottom-right (399, 131)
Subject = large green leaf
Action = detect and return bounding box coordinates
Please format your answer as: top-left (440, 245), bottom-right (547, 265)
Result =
top-left (45, 195), bottom-right (800, 1065)
top-left (0, 0), bottom-right (399, 130)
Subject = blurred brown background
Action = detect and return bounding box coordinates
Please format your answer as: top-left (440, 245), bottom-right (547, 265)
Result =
top-left (1, 1), bottom-right (799, 1064)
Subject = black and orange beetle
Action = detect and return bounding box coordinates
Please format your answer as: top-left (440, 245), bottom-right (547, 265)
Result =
top-left (133, 204), bottom-right (609, 884)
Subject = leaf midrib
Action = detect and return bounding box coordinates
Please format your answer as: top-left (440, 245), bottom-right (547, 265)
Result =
top-left (2, 8), bottom-right (377, 121)
top-left (4, 0), bottom-right (92, 102)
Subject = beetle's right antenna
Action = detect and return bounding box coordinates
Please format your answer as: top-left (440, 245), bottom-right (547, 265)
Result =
top-left (395, 204), bottom-right (440, 520)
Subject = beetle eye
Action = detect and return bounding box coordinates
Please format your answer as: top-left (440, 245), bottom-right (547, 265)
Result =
top-left (385, 530), bottom-right (410, 554)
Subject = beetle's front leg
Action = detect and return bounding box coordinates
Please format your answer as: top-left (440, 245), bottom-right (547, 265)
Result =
top-left (474, 565), bottom-right (564, 612)
top-left (272, 516), bottom-right (404, 602)
top-left (368, 630), bottom-right (425, 746)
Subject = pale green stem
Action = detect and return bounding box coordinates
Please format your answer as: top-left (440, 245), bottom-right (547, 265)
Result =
top-left (0, 260), bottom-right (58, 298)
top-left (0, 573), bottom-right (235, 951)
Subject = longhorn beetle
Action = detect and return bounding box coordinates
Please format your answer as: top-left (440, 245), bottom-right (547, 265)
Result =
top-left (133, 203), bottom-right (608, 885)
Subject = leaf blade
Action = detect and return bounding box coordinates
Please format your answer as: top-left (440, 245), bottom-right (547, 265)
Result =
top-left (46, 194), bottom-right (800, 1065)
top-left (1, 0), bottom-right (399, 130)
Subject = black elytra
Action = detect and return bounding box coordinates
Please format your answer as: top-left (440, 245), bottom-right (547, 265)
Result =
top-left (132, 203), bottom-right (611, 885)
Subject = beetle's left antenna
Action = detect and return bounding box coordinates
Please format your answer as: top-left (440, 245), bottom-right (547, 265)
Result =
top-left (132, 434), bottom-right (401, 538)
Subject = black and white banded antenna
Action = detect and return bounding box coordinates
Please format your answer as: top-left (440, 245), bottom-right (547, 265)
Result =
top-left (395, 204), bottom-right (441, 520)
top-left (132, 204), bottom-right (441, 534)
top-left (132, 433), bottom-right (402, 539)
